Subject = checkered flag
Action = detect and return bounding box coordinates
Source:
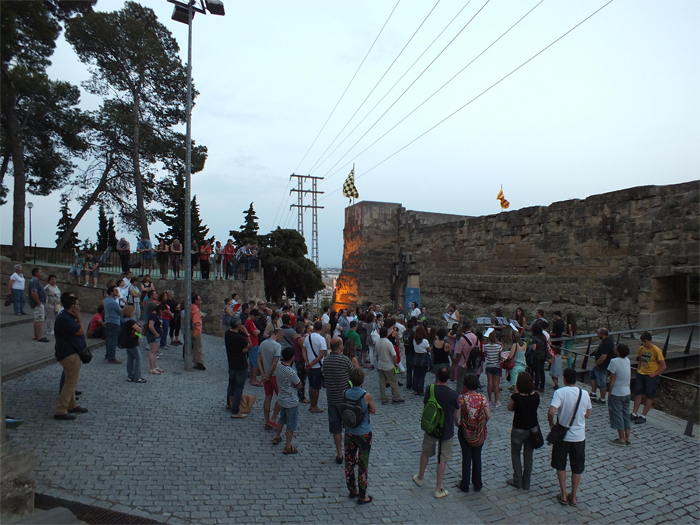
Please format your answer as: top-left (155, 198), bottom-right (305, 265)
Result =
top-left (342, 164), bottom-right (359, 204)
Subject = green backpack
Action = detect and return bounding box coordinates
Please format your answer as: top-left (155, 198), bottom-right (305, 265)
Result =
top-left (420, 384), bottom-right (445, 435)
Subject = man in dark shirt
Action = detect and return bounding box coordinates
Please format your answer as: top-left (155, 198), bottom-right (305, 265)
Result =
top-left (54, 295), bottom-right (89, 420)
top-left (413, 366), bottom-right (460, 499)
top-left (278, 314), bottom-right (296, 351)
top-left (551, 311), bottom-right (566, 340)
top-left (225, 315), bottom-right (251, 418)
top-left (591, 328), bottom-right (615, 404)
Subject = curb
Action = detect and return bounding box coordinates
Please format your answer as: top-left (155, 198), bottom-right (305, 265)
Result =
top-left (1, 340), bottom-right (106, 381)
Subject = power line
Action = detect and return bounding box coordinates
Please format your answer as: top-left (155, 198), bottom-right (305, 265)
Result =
top-left (292, 0), bottom-right (401, 175)
top-left (318, 0), bottom-right (491, 182)
top-left (322, 0), bottom-right (616, 200)
top-left (312, 0), bottom-right (475, 179)
top-left (306, 0), bottom-right (442, 175)
top-left (320, 0), bottom-right (544, 184)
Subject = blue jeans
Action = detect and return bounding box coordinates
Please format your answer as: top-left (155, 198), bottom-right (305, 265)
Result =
top-left (413, 354), bottom-right (430, 395)
top-left (126, 346), bottom-right (142, 380)
top-left (105, 323), bottom-right (119, 361)
top-left (405, 356), bottom-right (414, 391)
top-left (227, 368), bottom-right (247, 415)
top-left (12, 289), bottom-right (25, 314)
top-left (160, 319), bottom-right (170, 347)
top-left (458, 431), bottom-right (483, 492)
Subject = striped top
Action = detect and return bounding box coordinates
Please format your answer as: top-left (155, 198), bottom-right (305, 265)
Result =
top-left (484, 343), bottom-right (503, 368)
top-left (323, 353), bottom-right (354, 405)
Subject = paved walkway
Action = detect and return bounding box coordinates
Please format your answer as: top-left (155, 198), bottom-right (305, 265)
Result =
top-left (2, 334), bottom-right (699, 524)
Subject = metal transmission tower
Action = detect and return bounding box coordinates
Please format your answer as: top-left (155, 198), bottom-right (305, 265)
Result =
top-left (289, 174), bottom-right (324, 266)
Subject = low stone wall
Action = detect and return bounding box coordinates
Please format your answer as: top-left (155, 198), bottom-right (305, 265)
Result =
top-left (0, 259), bottom-right (265, 337)
top-left (334, 181), bottom-right (700, 329)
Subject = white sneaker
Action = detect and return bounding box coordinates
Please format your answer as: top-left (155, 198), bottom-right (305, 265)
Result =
top-left (434, 489), bottom-right (449, 499)
top-left (413, 475), bottom-right (424, 487)
top-left (94, 283), bottom-right (98, 288)
top-left (83, 282), bottom-right (89, 287)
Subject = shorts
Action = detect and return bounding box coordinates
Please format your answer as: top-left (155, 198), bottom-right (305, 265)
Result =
top-left (590, 366), bottom-right (609, 385)
top-left (551, 439), bottom-right (585, 474)
top-left (307, 368), bottom-right (323, 390)
top-left (421, 433), bottom-right (454, 463)
top-left (486, 366), bottom-right (501, 377)
top-left (248, 345), bottom-right (259, 367)
top-left (635, 374), bottom-right (660, 399)
top-left (146, 332), bottom-right (159, 344)
top-left (86, 268), bottom-right (100, 278)
top-left (263, 376), bottom-right (278, 397)
top-left (68, 266), bottom-right (82, 276)
top-left (328, 404), bottom-right (342, 435)
top-left (608, 394), bottom-right (631, 430)
top-left (278, 405), bottom-right (299, 432)
top-left (32, 304), bottom-right (45, 322)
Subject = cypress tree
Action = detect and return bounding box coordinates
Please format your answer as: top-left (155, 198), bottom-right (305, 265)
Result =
top-left (55, 196), bottom-right (81, 249)
top-left (107, 217), bottom-right (118, 249)
top-left (96, 205), bottom-right (109, 251)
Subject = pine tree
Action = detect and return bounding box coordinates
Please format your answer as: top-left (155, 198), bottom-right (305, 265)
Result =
top-left (96, 205), bottom-right (109, 251)
top-left (230, 202), bottom-right (259, 246)
top-left (107, 217), bottom-right (118, 249)
top-left (191, 195), bottom-right (209, 244)
top-left (55, 196), bottom-right (81, 249)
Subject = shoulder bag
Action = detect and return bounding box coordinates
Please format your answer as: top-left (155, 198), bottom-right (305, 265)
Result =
top-left (56, 330), bottom-right (92, 364)
top-left (516, 394), bottom-right (544, 449)
top-left (546, 388), bottom-right (582, 445)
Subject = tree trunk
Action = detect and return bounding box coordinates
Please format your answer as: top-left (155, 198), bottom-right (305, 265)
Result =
top-left (54, 159), bottom-right (114, 256)
top-left (3, 86), bottom-right (26, 262)
top-left (131, 94), bottom-right (149, 238)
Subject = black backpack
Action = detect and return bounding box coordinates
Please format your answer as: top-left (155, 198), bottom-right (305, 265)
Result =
top-left (341, 389), bottom-right (367, 428)
top-left (464, 335), bottom-right (481, 370)
top-left (118, 320), bottom-right (138, 349)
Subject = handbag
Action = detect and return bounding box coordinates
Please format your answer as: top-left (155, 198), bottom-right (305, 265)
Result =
top-left (516, 394), bottom-right (544, 449)
top-left (56, 331), bottom-right (93, 364)
top-left (5, 293), bottom-right (14, 307)
top-left (546, 388), bottom-right (582, 445)
top-left (239, 394), bottom-right (257, 413)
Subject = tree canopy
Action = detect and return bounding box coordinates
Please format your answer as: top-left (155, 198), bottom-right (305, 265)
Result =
top-left (230, 203), bottom-right (259, 246)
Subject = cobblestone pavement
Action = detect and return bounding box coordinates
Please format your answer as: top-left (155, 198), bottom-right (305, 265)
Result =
top-left (3, 334), bottom-right (699, 524)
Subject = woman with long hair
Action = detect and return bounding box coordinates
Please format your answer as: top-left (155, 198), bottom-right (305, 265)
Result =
top-left (506, 372), bottom-right (539, 490)
top-left (343, 338), bottom-right (361, 368)
top-left (412, 326), bottom-right (431, 395)
top-left (507, 331), bottom-right (527, 389)
top-left (515, 307), bottom-right (526, 337)
top-left (483, 330), bottom-right (503, 407)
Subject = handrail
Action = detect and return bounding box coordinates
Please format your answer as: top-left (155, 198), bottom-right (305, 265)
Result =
top-left (550, 322), bottom-right (700, 343)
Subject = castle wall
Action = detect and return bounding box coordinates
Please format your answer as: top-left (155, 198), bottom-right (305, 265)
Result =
top-left (334, 181), bottom-right (700, 328)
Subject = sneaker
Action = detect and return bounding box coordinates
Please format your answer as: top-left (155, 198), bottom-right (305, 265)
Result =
top-left (630, 413), bottom-right (639, 422)
top-left (94, 283), bottom-right (98, 288)
top-left (413, 475), bottom-right (424, 487)
top-left (83, 282), bottom-right (89, 287)
top-left (609, 438), bottom-right (626, 446)
top-left (634, 415), bottom-right (647, 425)
top-left (434, 489), bottom-right (449, 499)
top-left (494, 401), bottom-right (501, 408)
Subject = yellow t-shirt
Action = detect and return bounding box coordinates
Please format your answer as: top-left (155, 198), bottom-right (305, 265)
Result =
top-left (637, 344), bottom-right (664, 375)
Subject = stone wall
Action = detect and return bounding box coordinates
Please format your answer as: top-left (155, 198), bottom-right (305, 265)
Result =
top-left (333, 181), bottom-right (700, 329)
top-left (0, 259), bottom-right (264, 337)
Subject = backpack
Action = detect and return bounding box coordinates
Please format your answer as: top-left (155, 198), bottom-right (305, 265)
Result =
top-left (460, 394), bottom-right (488, 447)
top-left (420, 384), bottom-right (445, 436)
top-left (464, 335), bottom-right (481, 370)
top-left (341, 389), bottom-right (367, 428)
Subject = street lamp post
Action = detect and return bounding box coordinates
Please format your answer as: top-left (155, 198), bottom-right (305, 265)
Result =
top-left (168, 0), bottom-right (225, 371)
top-left (27, 202), bottom-right (34, 249)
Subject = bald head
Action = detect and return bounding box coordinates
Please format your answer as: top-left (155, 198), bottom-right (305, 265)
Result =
top-left (330, 337), bottom-right (344, 353)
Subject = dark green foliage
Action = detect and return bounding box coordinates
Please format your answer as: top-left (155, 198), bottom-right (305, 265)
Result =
top-left (107, 217), bottom-right (118, 249)
top-left (96, 205), bottom-right (109, 251)
top-left (230, 203), bottom-right (259, 246)
top-left (258, 228), bottom-right (324, 303)
top-left (154, 171), bottom-right (210, 244)
top-left (190, 195), bottom-right (209, 245)
top-left (55, 195), bottom-right (80, 249)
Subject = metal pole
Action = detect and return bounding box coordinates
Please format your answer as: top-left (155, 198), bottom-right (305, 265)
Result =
top-left (183, 0), bottom-right (194, 372)
top-left (28, 208), bottom-right (32, 248)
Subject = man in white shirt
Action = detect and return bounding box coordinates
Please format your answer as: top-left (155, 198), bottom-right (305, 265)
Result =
top-left (321, 306), bottom-right (330, 326)
top-left (303, 320), bottom-right (327, 414)
top-left (548, 368), bottom-right (592, 507)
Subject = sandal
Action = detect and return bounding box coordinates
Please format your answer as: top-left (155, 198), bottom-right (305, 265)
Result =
top-left (156, 368), bottom-right (165, 373)
top-left (558, 494), bottom-right (569, 506)
top-left (126, 377), bottom-right (134, 382)
top-left (149, 369), bottom-right (161, 375)
top-left (272, 436), bottom-right (282, 445)
top-left (301, 399), bottom-right (310, 404)
top-left (357, 495), bottom-right (373, 505)
top-left (567, 493), bottom-right (578, 507)
top-left (283, 446), bottom-right (299, 454)
top-left (135, 378), bottom-right (147, 383)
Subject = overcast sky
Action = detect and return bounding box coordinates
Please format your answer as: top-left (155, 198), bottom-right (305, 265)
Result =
top-left (2, 0), bottom-right (698, 267)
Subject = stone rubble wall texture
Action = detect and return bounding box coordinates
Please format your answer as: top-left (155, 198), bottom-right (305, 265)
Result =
top-left (333, 181), bottom-right (700, 328)
top-left (0, 260), bottom-right (264, 337)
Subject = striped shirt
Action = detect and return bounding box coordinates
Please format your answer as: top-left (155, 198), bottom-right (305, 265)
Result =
top-left (276, 363), bottom-right (300, 408)
top-left (484, 343), bottom-right (503, 368)
top-left (323, 353), bottom-right (354, 405)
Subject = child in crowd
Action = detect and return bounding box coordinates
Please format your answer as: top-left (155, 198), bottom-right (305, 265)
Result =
top-left (548, 346), bottom-right (562, 389)
top-left (273, 346), bottom-right (302, 454)
top-left (67, 248), bottom-right (84, 284)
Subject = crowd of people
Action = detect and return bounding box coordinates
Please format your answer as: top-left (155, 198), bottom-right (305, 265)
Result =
top-left (21, 276), bottom-right (667, 506)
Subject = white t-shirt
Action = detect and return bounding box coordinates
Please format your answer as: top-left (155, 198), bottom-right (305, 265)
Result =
top-left (10, 272), bottom-right (25, 290)
top-left (413, 338), bottom-right (429, 354)
top-left (410, 308), bottom-right (421, 318)
top-left (608, 357), bottom-right (631, 397)
top-left (550, 386), bottom-right (591, 442)
top-left (322, 313), bottom-right (330, 325)
top-left (304, 332), bottom-right (327, 369)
